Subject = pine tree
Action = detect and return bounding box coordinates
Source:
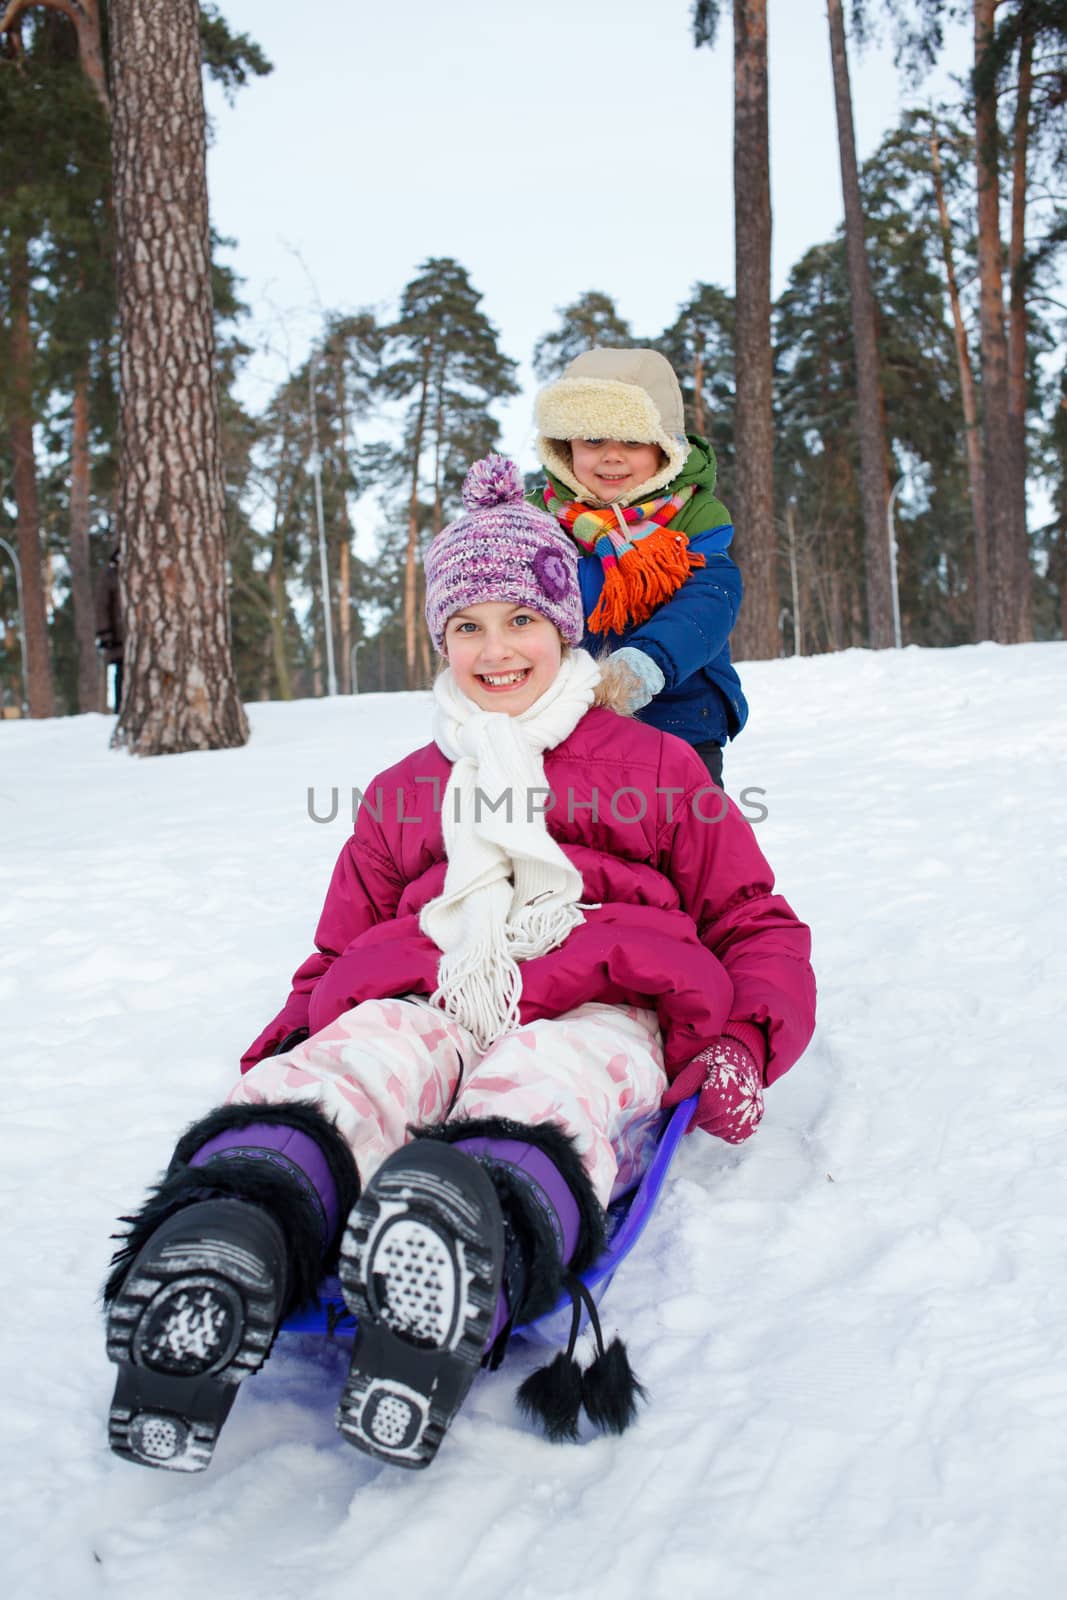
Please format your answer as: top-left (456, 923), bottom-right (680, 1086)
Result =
top-left (973, 0), bottom-right (1021, 642)
top-left (694, 0), bottom-right (779, 660)
top-left (773, 116), bottom-right (978, 653)
top-left (657, 282), bottom-right (736, 483)
top-left (375, 259), bottom-right (518, 688)
top-left (0, 11), bottom-right (85, 715)
top-left (855, 0), bottom-right (1067, 642)
top-left (532, 291), bottom-right (633, 381)
top-left (319, 313), bottom-right (378, 693)
top-left (1, 0), bottom-right (274, 720)
top-left (108, 0), bottom-right (247, 752)
top-left (827, 0), bottom-right (895, 647)
top-left (926, 113), bottom-right (987, 624)
top-left (1041, 365), bottom-right (1067, 639)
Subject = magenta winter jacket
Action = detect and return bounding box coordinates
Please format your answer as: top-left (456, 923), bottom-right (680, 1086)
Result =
top-left (241, 708), bottom-right (815, 1084)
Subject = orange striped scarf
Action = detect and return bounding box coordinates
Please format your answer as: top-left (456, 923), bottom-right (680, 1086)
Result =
top-left (543, 484), bottom-right (701, 634)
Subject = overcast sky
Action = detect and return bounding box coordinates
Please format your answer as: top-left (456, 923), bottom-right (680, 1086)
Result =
top-left (203, 0), bottom-right (974, 476)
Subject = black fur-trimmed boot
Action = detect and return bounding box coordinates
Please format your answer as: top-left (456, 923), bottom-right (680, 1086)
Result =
top-left (439, 1118), bottom-right (645, 1442)
top-left (104, 1102), bottom-right (359, 1473)
top-left (335, 1117), bottom-right (644, 1470)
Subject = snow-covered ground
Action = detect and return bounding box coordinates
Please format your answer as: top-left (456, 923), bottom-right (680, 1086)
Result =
top-left (3, 642), bottom-right (1066, 1600)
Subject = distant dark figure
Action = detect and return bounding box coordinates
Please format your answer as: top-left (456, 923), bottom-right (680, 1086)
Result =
top-left (94, 548), bottom-right (124, 711)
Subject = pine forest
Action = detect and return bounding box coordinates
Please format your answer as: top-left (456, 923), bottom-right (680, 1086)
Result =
top-left (1, 1), bottom-right (1065, 754)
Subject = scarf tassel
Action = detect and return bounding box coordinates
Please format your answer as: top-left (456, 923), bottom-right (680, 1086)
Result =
top-left (588, 523), bottom-right (706, 635)
top-left (506, 901), bottom-right (584, 961)
top-left (430, 939), bottom-right (522, 1052)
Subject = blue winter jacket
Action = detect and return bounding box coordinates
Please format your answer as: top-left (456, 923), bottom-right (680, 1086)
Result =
top-left (577, 531), bottom-right (747, 746)
top-left (537, 435), bottom-right (748, 746)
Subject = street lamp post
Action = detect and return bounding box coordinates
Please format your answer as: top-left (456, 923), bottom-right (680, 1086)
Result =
top-left (350, 637), bottom-right (366, 695)
top-left (887, 476), bottom-right (906, 650)
top-left (308, 358), bottom-right (338, 697)
top-left (0, 534), bottom-right (30, 713)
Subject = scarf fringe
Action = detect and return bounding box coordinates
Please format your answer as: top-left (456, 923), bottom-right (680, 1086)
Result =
top-left (588, 522), bottom-right (705, 635)
top-left (506, 901), bottom-right (585, 962)
top-left (430, 938), bottom-right (523, 1052)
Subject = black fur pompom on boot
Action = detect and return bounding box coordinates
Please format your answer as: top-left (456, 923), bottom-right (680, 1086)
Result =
top-left (428, 1116), bottom-right (646, 1443)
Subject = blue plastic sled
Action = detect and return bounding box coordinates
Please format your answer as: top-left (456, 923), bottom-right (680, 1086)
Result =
top-left (278, 1095), bottom-right (697, 1350)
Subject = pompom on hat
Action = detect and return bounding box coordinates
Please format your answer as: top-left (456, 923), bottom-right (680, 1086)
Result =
top-left (424, 455), bottom-right (584, 653)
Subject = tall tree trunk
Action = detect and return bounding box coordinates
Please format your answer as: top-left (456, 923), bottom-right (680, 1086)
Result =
top-left (403, 344), bottom-right (431, 690)
top-left (109, 0), bottom-right (249, 753)
top-left (268, 507), bottom-right (292, 700)
top-left (826, 0), bottom-right (893, 649)
top-left (1007, 17), bottom-right (1034, 640)
top-left (974, 0), bottom-right (1018, 644)
top-left (731, 0), bottom-right (778, 661)
top-left (930, 126), bottom-right (988, 635)
top-left (417, 576), bottom-right (432, 687)
top-left (8, 239), bottom-right (56, 718)
top-left (68, 369), bottom-right (100, 711)
top-left (785, 497), bottom-right (803, 655)
top-left (421, 383), bottom-right (446, 692)
top-left (692, 332), bottom-right (706, 437)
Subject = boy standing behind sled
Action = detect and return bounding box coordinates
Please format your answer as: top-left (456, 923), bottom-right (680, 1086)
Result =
top-left (534, 346), bottom-right (746, 788)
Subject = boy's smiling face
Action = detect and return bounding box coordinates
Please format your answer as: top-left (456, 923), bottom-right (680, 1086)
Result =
top-left (443, 601), bottom-right (563, 715)
top-left (569, 438), bottom-right (665, 503)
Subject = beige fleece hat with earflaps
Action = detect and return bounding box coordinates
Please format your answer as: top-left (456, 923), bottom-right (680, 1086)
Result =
top-left (535, 347), bottom-right (691, 505)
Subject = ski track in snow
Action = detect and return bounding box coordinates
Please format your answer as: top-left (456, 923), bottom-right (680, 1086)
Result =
top-left (2, 644), bottom-right (1066, 1600)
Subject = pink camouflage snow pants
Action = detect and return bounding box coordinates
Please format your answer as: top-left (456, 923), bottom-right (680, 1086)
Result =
top-left (227, 998), bottom-right (668, 1206)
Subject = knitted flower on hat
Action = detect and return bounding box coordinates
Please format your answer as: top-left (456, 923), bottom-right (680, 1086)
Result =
top-left (424, 455), bottom-right (584, 653)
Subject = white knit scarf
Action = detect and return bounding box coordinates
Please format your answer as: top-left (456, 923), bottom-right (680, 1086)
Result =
top-left (420, 648), bottom-right (602, 1050)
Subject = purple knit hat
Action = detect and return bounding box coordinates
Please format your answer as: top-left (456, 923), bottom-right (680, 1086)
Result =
top-left (424, 455), bottom-right (584, 653)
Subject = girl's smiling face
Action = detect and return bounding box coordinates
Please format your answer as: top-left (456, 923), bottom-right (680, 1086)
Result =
top-left (443, 601), bottom-right (563, 715)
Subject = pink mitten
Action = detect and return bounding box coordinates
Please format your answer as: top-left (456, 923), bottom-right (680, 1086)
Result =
top-left (662, 1031), bottom-right (765, 1143)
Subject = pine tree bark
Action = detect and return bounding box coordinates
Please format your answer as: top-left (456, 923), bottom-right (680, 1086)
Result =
top-left (826, 0), bottom-right (893, 649)
top-left (930, 126), bottom-right (988, 635)
top-left (109, 0), bottom-right (249, 753)
top-left (1007, 18), bottom-right (1034, 640)
top-left (68, 369), bottom-right (100, 710)
top-left (8, 239), bottom-right (56, 718)
top-left (974, 0), bottom-right (1018, 644)
top-left (267, 493), bottom-right (292, 700)
top-left (731, 0), bottom-right (778, 661)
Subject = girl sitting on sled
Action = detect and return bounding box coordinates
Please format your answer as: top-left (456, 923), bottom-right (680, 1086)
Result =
top-left (104, 456), bottom-right (816, 1473)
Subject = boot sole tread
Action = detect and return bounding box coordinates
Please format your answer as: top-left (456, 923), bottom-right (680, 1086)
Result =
top-left (336, 1145), bottom-right (504, 1470)
top-left (106, 1199), bottom-right (287, 1473)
